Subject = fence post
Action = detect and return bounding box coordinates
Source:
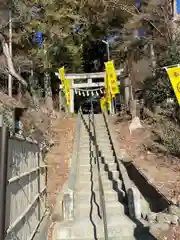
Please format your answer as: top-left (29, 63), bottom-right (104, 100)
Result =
top-left (0, 127), bottom-right (9, 240)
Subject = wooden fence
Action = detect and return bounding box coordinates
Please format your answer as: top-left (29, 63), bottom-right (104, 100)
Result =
top-left (0, 127), bottom-right (49, 240)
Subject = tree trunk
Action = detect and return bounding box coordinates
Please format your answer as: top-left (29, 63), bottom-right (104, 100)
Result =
top-left (150, 43), bottom-right (156, 76)
top-left (44, 72), bottom-right (53, 112)
top-left (0, 33), bottom-right (27, 87)
top-left (124, 77), bottom-right (130, 111)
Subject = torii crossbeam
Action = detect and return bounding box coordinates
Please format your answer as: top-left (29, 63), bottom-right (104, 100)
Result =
top-left (55, 69), bottom-right (123, 113)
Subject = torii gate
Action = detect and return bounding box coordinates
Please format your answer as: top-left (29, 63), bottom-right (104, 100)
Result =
top-left (55, 69), bottom-right (123, 113)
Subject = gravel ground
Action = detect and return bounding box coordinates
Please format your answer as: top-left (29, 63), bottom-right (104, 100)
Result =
top-left (46, 115), bottom-right (76, 240)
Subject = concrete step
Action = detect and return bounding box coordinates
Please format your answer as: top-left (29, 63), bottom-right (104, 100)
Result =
top-left (78, 149), bottom-right (91, 155)
top-left (98, 147), bottom-right (112, 152)
top-left (79, 145), bottom-right (90, 150)
top-left (100, 157), bottom-right (115, 164)
top-left (79, 141), bottom-right (90, 146)
top-left (77, 170), bottom-right (119, 181)
top-left (96, 135), bottom-right (109, 139)
top-left (96, 140), bottom-right (111, 145)
top-left (102, 162), bottom-right (117, 171)
top-left (79, 144), bottom-right (90, 149)
top-left (79, 137), bottom-right (90, 141)
top-left (78, 157), bottom-right (96, 165)
top-left (76, 188), bottom-right (118, 202)
top-left (78, 150), bottom-right (91, 156)
top-left (97, 140), bottom-right (110, 145)
top-left (79, 134), bottom-right (90, 138)
top-left (76, 180), bottom-right (123, 197)
top-left (53, 215), bottom-right (136, 239)
top-left (78, 155), bottom-right (91, 161)
top-left (78, 163), bottom-right (92, 171)
top-left (76, 178), bottom-right (114, 191)
top-left (78, 161), bottom-right (117, 172)
top-left (75, 201), bottom-right (125, 218)
top-left (99, 149), bottom-right (114, 156)
top-left (99, 151), bottom-right (114, 158)
top-left (80, 129), bottom-right (88, 134)
top-left (98, 145), bottom-right (112, 150)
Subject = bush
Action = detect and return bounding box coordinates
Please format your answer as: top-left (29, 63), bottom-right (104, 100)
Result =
top-left (155, 118), bottom-right (180, 157)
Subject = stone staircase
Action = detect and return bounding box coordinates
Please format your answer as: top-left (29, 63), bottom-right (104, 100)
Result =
top-left (53, 114), bottom-right (156, 240)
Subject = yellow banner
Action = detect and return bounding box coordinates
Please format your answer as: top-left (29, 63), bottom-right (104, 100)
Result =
top-left (64, 79), bottom-right (70, 105)
top-left (166, 66), bottom-right (180, 105)
top-left (58, 67), bottom-right (65, 88)
top-left (105, 61), bottom-right (119, 96)
top-left (104, 73), bottom-right (111, 104)
top-left (100, 97), bottom-right (106, 112)
top-left (58, 67), bottom-right (70, 105)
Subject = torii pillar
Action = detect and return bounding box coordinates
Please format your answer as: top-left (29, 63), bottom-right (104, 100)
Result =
top-left (70, 87), bottom-right (74, 113)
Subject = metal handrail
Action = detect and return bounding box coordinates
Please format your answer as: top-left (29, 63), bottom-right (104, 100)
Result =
top-left (90, 101), bottom-right (108, 240)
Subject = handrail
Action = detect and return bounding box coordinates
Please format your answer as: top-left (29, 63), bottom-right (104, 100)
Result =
top-left (90, 101), bottom-right (108, 240)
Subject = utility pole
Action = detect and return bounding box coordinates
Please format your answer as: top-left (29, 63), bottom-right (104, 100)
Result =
top-left (8, 7), bottom-right (12, 97)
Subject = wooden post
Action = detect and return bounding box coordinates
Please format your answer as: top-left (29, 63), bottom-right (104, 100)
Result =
top-left (124, 77), bottom-right (130, 111)
top-left (59, 89), bottom-right (62, 112)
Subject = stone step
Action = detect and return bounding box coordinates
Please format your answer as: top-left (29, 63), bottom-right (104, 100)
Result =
top-left (98, 147), bottom-right (112, 152)
top-left (76, 178), bottom-right (114, 191)
top-left (76, 201), bottom-right (125, 218)
top-left (78, 156), bottom-right (91, 162)
top-left (97, 142), bottom-right (112, 147)
top-left (78, 145), bottom-right (90, 150)
top-left (76, 189), bottom-right (118, 204)
top-left (103, 162), bottom-right (117, 171)
top-left (98, 145), bottom-right (112, 150)
top-left (78, 161), bottom-right (117, 172)
top-left (77, 170), bottom-right (119, 181)
top-left (79, 142), bottom-right (90, 146)
top-left (79, 134), bottom-right (89, 138)
top-left (78, 149), bottom-right (91, 155)
top-left (99, 149), bottom-right (114, 156)
top-left (79, 137), bottom-right (90, 142)
top-left (96, 135), bottom-right (109, 139)
top-left (97, 140), bottom-right (111, 145)
top-left (78, 162), bottom-right (118, 174)
top-left (99, 152), bottom-right (114, 158)
top-left (100, 157), bottom-right (116, 164)
top-left (53, 215), bottom-right (136, 239)
top-left (80, 128), bottom-right (89, 132)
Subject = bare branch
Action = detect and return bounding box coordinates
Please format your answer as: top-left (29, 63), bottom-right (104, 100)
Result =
top-left (116, 3), bottom-right (164, 37)
top-left (0, 33), bottom-right (27, 87)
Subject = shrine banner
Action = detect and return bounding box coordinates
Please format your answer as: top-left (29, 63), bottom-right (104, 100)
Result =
top-left (100, 96), bottom-right (106, 112)
top-left (104, 73), bottom-right (111, 104)
top-left (166, 66), bottom-right (180, 105)
top-left (105, 61), bottom-right (119, 96)
top-left (58, 67), bottom-right (65, 88)
top-left (64, 79), bottom-right (70, 105)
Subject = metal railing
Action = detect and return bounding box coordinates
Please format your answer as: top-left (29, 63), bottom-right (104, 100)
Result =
top-left (90, 102), bottom-right (108, 240)
top-left (0, 127), bottom-right (48, 240)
